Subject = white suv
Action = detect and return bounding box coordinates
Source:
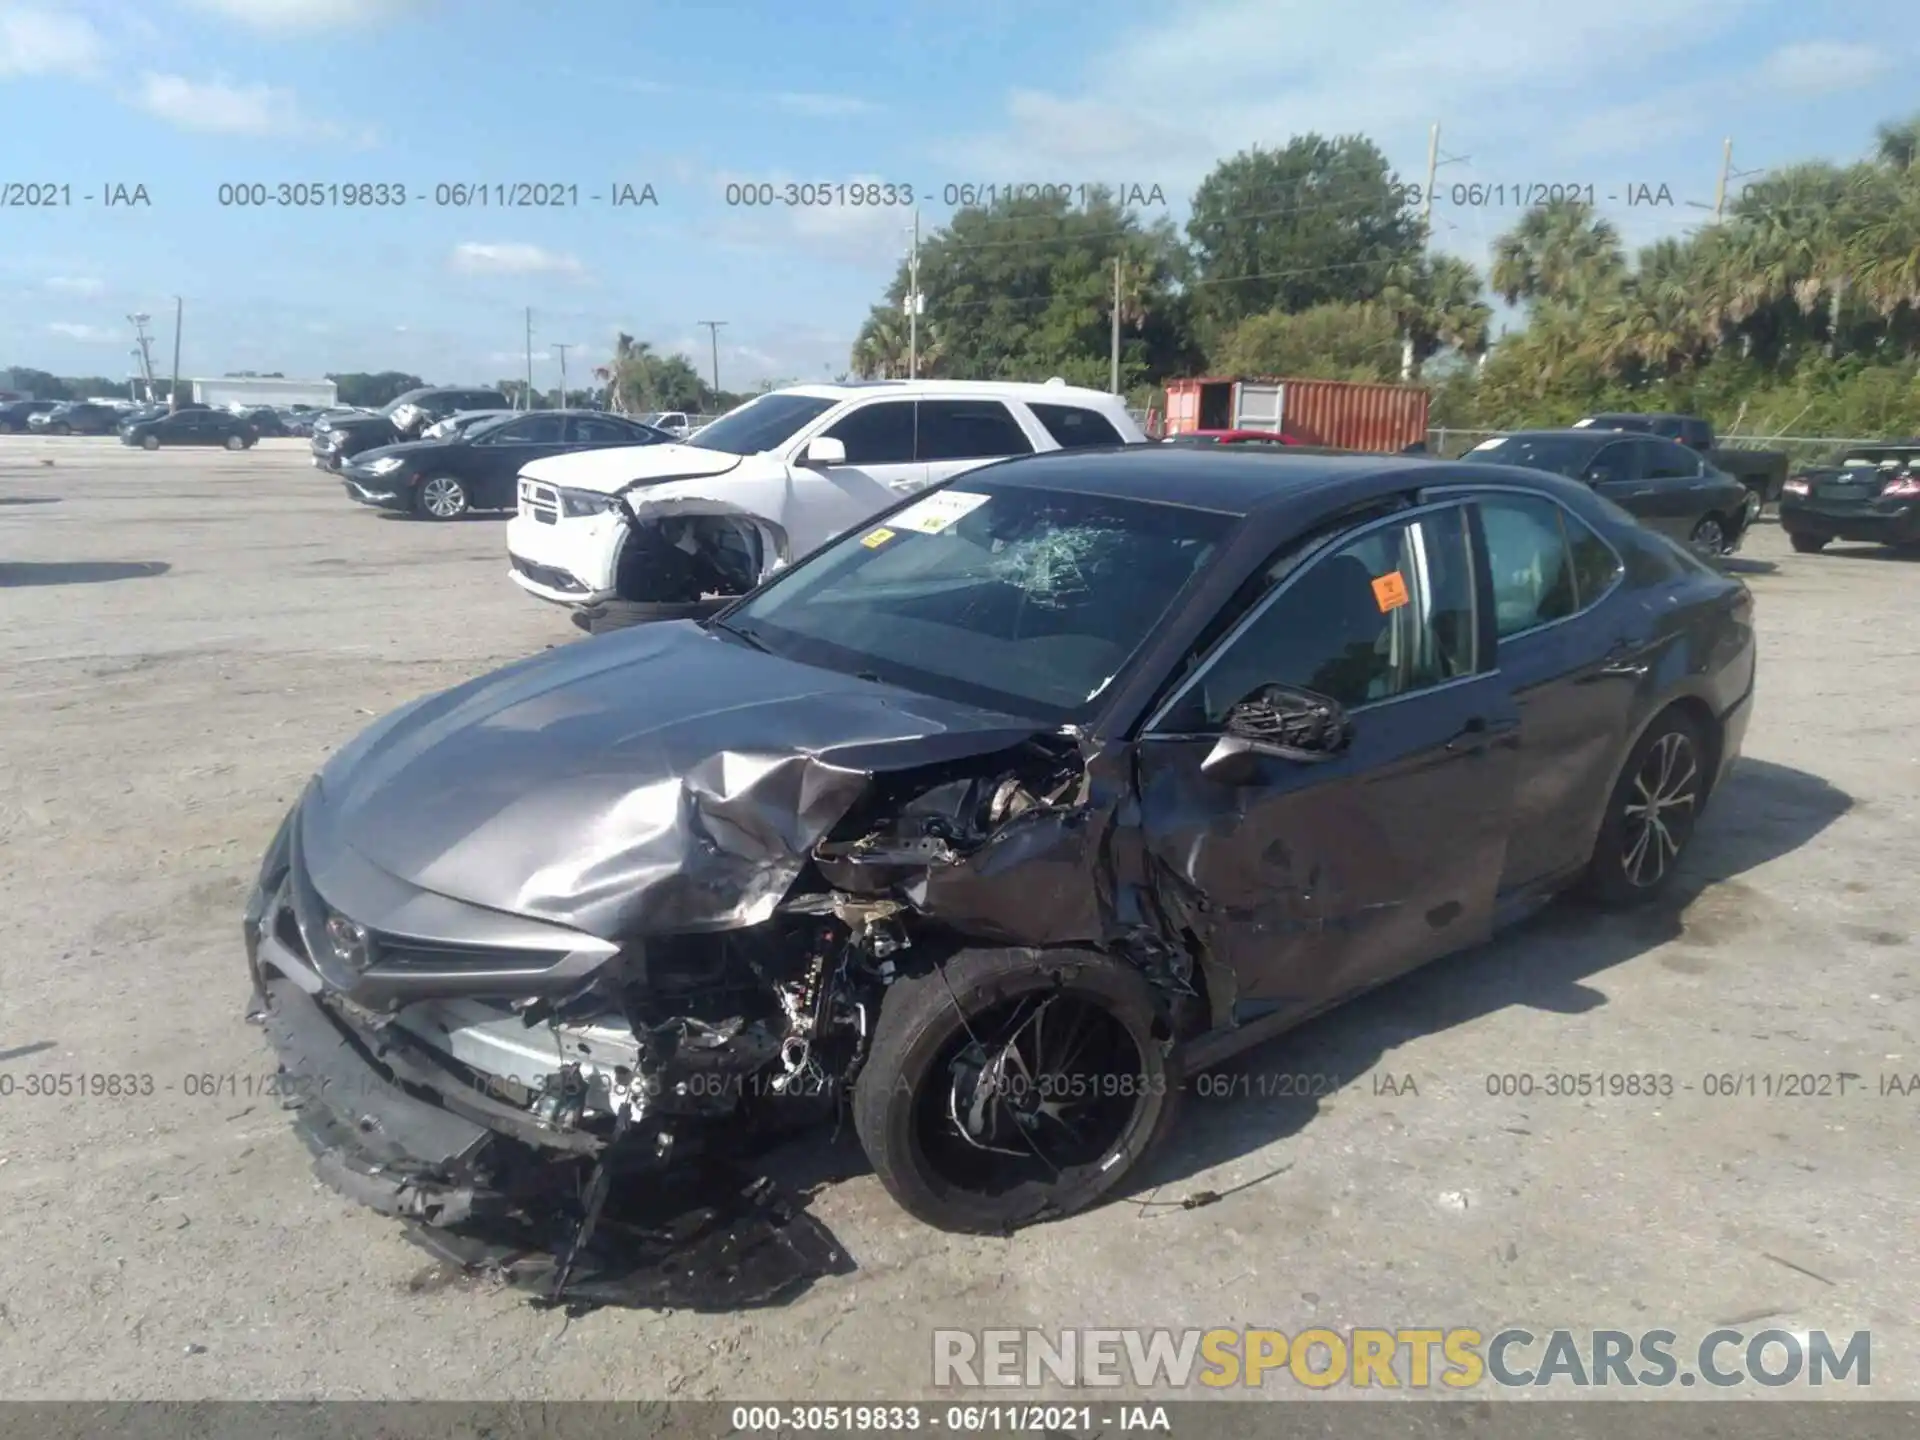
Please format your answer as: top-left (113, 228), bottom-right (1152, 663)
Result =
top-left (506, 379), bottom-right (1144, 612)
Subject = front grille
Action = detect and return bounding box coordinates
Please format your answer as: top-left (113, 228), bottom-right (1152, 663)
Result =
top-left (519, 478), bottom-right (560, 524)
top-left (511, 554), bottom-right (587, 593)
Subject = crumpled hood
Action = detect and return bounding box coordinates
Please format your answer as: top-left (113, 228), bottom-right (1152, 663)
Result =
top-left (311, 621), bottom-right (1045, 940)
top-left (518, 443), bottom-right (748, 496)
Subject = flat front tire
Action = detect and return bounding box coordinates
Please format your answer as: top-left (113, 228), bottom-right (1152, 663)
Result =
top-left (1582, 708), bottom-right (1710, 907)
top-left (853, 947), bottom-right (1178, 1233)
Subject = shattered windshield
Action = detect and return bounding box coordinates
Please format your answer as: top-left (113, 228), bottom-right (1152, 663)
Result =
top-left (724, 480), bottom-right (1232, 720)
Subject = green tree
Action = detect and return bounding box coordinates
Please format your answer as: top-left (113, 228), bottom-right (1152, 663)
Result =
top-left (867, 188), bottom-right (1197, 388)
top-left (1186, 135), bottom-right (1424, 334)
top-left (1210, 302), bottom-right (1404, 382)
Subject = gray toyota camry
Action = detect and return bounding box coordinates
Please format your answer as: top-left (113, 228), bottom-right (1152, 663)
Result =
top-left (245, 444), bottom-right (1755, 1286)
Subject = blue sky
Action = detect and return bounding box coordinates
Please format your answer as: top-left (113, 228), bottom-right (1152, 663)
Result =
top-left (0, 0), bottom-right (1911, 392)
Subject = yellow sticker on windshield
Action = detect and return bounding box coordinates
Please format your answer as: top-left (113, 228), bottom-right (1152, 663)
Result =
top-left (861, 527), bottom-right (896, 548)
top-left (1372, 570), bottom-right (1410, 611)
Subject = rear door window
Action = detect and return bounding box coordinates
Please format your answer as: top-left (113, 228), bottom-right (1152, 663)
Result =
top-left (916, 400), bottom-right (1035, 461)
top-left (1639, 438), bottom-right (1701, 479)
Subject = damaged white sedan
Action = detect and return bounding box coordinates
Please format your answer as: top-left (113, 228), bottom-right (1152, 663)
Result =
top-left (504, 380), bottom-right (1145, 630)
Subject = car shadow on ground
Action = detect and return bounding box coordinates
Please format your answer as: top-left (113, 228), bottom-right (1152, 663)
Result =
top-left (1722, 556), bottom-right (1777, 575)
top-left (1822, 545), bottom-right (1919, 562)
top-left (0, 560), bottom-right (169, 588)
top-left (1124, 756), bottom-right (1854, 1201)
top-left (0, 496), bottom-right (60, 506)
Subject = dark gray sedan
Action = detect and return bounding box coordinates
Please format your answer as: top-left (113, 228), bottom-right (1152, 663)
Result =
top-left (245, 446), bottom-right (1755, 1295)
top-left (1466, 429), bottom-right (1755, 556)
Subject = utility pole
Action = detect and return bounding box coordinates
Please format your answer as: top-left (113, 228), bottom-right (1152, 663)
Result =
top-left (129, 313), bottom-right (157, 400)
top-left (553, 343), bottom-right (570, 408)
top-left (1713, 137), bottom-right (1733, 221)
top-left (1421, 122), bottom-right (1440, 231)
top-left (697, 320), bottom-right (726, 395)
top-left (1109, 255), bottom-right (1122, 394)
top-left (524, 308), bottom-right (534, 408)
top-left (169, 296), bottom-right (183, 411)
top-left (906, 209), bottom-right (921, 380)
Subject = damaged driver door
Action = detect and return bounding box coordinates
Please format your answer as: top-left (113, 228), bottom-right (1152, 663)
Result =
top-left (1134, 502), bottom-right (1519, 1028)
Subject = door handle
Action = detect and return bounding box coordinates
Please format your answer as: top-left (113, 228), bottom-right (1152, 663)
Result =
top-left (1596, 640), bottom-right (1651, 678)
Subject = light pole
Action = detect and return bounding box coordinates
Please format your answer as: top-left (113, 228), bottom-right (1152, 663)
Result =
top-left (554, 343), bottom-right (570, 407)
top-left (697, 320), bottom-right (726, 396)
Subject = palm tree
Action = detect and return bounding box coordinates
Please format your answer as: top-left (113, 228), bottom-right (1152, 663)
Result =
top-left (1875, 115), bottom-right (1920, 172)
top-left (1382, 254), bottom-right (1493, 379)
top-left (1489, 198), bottom-right (1627, 306)
top-left (852, 306), bottom-right (945, 378)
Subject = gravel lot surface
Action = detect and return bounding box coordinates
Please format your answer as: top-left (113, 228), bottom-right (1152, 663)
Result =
top-left (0, 437), bottom-right (1913, 1405)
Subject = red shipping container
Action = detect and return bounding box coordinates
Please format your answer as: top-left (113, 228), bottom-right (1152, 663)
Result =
top-left (1160, 376), bottom-right (1428, 452)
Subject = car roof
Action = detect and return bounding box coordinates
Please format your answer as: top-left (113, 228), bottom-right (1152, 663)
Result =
top-left (1497, 429), bottom-right (1624, 443)
top-left (971, 444), bottom-right (1452, 517)
top-left (774, 379), bottom-right (1126, 407)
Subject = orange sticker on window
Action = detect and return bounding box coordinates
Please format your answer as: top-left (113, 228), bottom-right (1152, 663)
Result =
top-left (860, 527), bottom-right (896, 548)
top-left (1371, 570), bottom-right (1410, 611)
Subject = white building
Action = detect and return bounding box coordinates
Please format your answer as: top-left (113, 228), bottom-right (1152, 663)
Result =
top-left (190, 376), bottom-right (338, 409)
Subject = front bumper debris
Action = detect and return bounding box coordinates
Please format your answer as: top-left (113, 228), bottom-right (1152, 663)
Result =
top-left (254, 972), bottom-right (852, 1312)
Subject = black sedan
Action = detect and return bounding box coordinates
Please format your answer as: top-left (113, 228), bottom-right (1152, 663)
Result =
top-left (28, 401), bottom-right (123, 435)
top-left (246, 446), bottom-right (1754, 1279)
top-left (121, 409), bottom-right (258, 449)
top-left (339, 409), bottom-right (668, 519)
top-left (1780, 442), bottom-right (1920, 554)
top-left (1465, 429), bottom-right (1754, 556)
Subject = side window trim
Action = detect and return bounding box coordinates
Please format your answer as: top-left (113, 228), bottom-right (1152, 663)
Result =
top-left (1142, 498), bottom-right (1475, 736)
top-left (1428, 483), bottom-right (1627, 641)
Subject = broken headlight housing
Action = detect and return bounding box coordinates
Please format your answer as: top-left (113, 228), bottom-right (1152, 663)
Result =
top-left (322, 912), bottom-right (376, 974)
top-left (559, 488), bottom-right (622, 519)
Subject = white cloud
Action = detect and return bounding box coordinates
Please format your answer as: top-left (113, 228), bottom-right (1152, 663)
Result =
top-left (46, 322), bottom-right (116, 342)
top-left (946, 0), bottom-right (1753, 197)
top-left (450, 242), bottom-right (585, 277)
top-left (1757, 40), bottom-right (1892, 95)
top-left (181, 0), bottom-right (421, 31)
top-left (0, 6), bottom-right (104, 77)
top-left (708, 171), bottom-right (911, 270)
top-left (45, 276), bottom-right (104, 296)
top-left (130, 72), bottom-right (354, 139)
top-left (771, 91), bottom-right (879, 118)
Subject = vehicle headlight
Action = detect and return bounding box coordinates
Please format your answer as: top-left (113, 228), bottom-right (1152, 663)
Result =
top-left (559, 488), bottom-right (621, 518)
top-left (367, 456), bottom-right (406, 475)
top-left (323, 912), bottom-right (375, 973)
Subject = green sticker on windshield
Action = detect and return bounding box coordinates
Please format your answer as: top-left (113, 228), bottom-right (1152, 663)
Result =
top-left (891, 490), bottom-right (990, 534)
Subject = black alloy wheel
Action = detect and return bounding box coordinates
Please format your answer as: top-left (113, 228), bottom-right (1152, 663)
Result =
top-left (1584, 710), bottom-right (1707, 906)
top-left (854, 947), bottom-right (1177, 1233)
top-left (1689, 514), bottom-right (1731, 556)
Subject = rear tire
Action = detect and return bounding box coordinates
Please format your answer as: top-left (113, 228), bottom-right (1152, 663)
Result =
top-left (1788, 532), bottom-right (1828, 553)
top-left (852, 947), bottom-right (1179, 1233)
top-left (1689, 513), bottom-right (1733, 556)
top-left (1581, 708), bottom-right (1710, 908)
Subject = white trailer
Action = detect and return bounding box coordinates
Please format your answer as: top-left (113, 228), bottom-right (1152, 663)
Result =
top-left (190, 377), bottom-right (338, 410)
